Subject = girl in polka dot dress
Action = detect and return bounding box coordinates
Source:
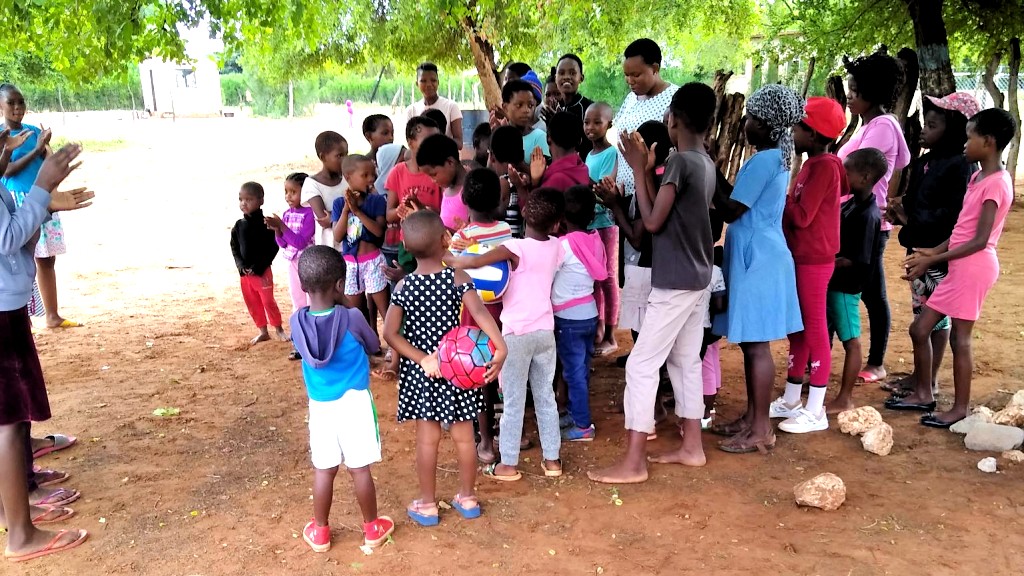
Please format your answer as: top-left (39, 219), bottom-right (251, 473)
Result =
top-left (383, 210), bottom-right (507, 527)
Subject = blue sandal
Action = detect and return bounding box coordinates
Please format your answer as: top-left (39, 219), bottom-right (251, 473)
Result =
top-left (406, 499), bottom-right (439, 527)
top-left (451, 494), bottom-right (481, 520)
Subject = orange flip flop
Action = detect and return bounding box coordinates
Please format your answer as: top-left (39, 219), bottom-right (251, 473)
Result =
top-left (6, 529), bottom-right (88, 563)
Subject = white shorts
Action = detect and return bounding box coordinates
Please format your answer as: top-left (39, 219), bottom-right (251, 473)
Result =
top-left (308, 388), bottom-right (382, 470)
top-left (618, 264), bottom-right (653, 332)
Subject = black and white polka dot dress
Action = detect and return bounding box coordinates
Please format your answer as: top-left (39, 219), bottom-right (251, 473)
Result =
top-left (393, 267), bottom-right (484, 424)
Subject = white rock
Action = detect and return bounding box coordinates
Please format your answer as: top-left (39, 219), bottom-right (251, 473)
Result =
top-left (992, 405), bottom-right (1024, 427)
top-left (861, 423), bottom-right (893, 456)
top-left (950, 414), bottom-right (989, 435)
top-left (1009, 390), bottom-right (1024, 409)
top-left (977, 457), bottom-right (998, 473)
top-left (837, 406), bottom-right (884, 436)
top-left (1001, 450), bottom-right (1024, 463)
top-left (972, 406), bottom-right (995, 422)
top-left (964, 423), bottom-right (1024, 452)
top-left (794, 473), bottom-right (846, 511)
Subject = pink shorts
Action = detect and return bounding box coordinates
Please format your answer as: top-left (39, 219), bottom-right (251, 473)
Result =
top-left (702, 340), bottom-right (721, 395)
top-left (344, 251), bottom-right (388, 296)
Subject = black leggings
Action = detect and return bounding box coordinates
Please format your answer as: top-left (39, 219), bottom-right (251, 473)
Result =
top-left (862, 230), bottom-right (891, 367)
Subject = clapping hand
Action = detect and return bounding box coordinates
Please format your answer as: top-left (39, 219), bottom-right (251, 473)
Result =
top-left (529, 146), bottom-right (546, 186)
top-left (488, 107), bottom-right (509, 130)
top-left (902, 247), bottom-right (940, 281)
top-left (507, 167), bottom-right (530, 192)
top-left (34, 143), bottom-right (82, 192)
top-left (618, 130), bottom-right (649, 171)
top-left (47, 187), bottom-right (95, 213)
top-left (36, 126), bottom-right (52, 153)
top-left (0, 127), bottom-right (32, 155)
top-left (264, 214), bottom-right (284, 233)
top-left (593, 176), bottom-right (623, 206)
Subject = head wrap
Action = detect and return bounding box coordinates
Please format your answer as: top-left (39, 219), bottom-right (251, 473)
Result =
top-left (746, 84), bottom-right (805, 170)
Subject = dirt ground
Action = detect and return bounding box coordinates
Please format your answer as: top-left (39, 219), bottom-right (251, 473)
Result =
top-left (9, 106), bottom-right (1024, 575)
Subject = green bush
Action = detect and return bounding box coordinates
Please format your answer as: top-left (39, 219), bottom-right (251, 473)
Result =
top-left (8, 69), bottom-right (142, 112)
top-left (220, 73), bottom-right (247, 107)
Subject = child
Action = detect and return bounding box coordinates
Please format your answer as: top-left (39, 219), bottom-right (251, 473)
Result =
top-left (886, 92), bottom-right (978, 398)
top-left (302, 131), bottom-right (349, 249)
top-left (555, 53), bottom-right (595, 159)
top-left (826, 149), bottom-right (885, 412)
top-left (589, 82), bottom-right (718, 484)
top-left (468, 123), bottom-right (492, 170)
top-left (291, 246), bottom-right (394, 552)
top-left (489, 125), bottom-right (529, 237)
top-left (264, 172), bottom-right (315, 360)
top-left (502, 80), bottom-right (550, 158)
top-left (416, 134), bottom-right (469, 231)
top-left (773, 97), bottom-right (849, 434)
top-left (584, 101), bottom-right (620, 355)
top-left (701, 246), bottom-right (727, 428)
top-left (555, 186), bottom-right (608, 442)
top-left (536, 111), bottom-right (589, 191)
top-left (405, 62), bottom-right (464, 149)
top-left (446, 169), bottom-right (512, 463)
top-left (362, 114), bottom-right (394, 164)
top-left (332, 155), bottom-right (389, 323)
top-left (0, 83), bottom-right (76, 329)
top-left (382, 210), bottom-right (506, 525)
top-left (385, 117), bottom-right (442, 273)
top-left (447, 188), bottom-right (566, 480)
top-left (893, 108), bottom-right (1016, 428)
top-left (231, 182), bottom-right (286, 345)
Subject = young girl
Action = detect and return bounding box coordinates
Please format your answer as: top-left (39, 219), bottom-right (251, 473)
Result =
top-left (385, 117), bottom-right (442, 273)
top-left (0, 83), bottom-right (77, 329)
top-left (898, 108), bottom-right (1016, 428)
top-left (265, 172), bottom-right (315, 360)
top-left (886, 92), bottom-right (978, 398)
top-left (416, 134), bottom-right (469, 231)
top-left (332, 156), bottom-right (389, 324)
top-left (584, 102), bottom-right (621, 356)
top-left (362, 114), bottom-right (394, 164)
top-left (383, 210), bottom-right (506, 526)
top-left (488, 125), bottom-right (529, 238)
top-left (448, 189), bottom-right (566, 480)
top-left (555, 186), bottom-right (608, 442)
top-left (302, 131), bottom-right (349, 249)
top-left (405, 63), bottom-right (464, 148)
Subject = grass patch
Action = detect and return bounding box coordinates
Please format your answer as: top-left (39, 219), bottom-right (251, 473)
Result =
top-left (52, 137), bottom-right (129, 153)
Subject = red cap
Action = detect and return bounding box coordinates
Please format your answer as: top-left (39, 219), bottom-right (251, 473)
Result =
top-left (803, 97), bottom-right (847, 140)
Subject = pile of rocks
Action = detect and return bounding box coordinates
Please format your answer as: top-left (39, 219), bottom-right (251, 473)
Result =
top-left (953, 391), bottom-right (1024, 453)
top-left (837, 406), bottom-right (892, 456)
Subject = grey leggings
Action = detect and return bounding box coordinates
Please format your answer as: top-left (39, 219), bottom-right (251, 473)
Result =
top-left (499, 330), bottom-right (561, 465)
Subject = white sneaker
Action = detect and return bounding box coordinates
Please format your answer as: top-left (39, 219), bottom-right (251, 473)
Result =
top-left (769, 397), bottom-right (803, 419)
top-left (778, 408), bottom-right (829, 434)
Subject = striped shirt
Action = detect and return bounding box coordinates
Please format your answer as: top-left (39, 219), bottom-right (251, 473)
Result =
top-left (449, 221), bottom-right (513, 255)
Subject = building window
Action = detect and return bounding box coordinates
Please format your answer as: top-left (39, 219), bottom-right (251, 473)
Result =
top-left (176, 69), bottom-right (197, 89)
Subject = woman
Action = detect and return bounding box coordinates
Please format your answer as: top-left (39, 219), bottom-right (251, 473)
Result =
top-left (607, 38), bottom-right (679, 358)
top-left (711, 85), bottom-right (805, 454)
top-left (836, 51), bottom-right (911, 384)
top-left (0, 137), bottom-right (92, 562)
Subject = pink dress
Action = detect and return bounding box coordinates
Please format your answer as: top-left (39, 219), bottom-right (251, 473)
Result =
top-left (926, 170), bottom-right (1013, 321)
top-left (837, 115), bottom-right (911, 232)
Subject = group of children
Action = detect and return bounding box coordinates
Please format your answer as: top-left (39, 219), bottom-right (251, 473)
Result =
top-left (226, 55), bottom-right (1019, 551)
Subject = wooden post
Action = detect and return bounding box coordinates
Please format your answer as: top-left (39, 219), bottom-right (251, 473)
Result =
top-left (288, 80), bottom-right (294, 118)
top-left (1007, 38), bottom-right (1021, 183)
top-left (57, 85), bottom-right (66, 125)
top-left (801, 57), bottom-right (816, 98)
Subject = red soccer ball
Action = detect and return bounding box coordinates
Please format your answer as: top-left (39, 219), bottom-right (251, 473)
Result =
top-left (437, 326), bottom-right (496, 390)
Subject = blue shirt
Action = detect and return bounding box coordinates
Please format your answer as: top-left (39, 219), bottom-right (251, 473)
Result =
top-left (0, 182), bottom-right (51, 312)
top-left (298, 308), bottom-right (375, 402)
top-left (523, 128), bottom-right (550, 158)
top-left (331, 193), bottom-right (387, 257)
top-left (0, 125), bottom-right (44, 194)
top-left (586, 147), bottom-right (617, 230)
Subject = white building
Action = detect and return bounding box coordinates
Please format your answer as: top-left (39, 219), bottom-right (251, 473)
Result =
top-left (138, 22), bottom-right (223, 117)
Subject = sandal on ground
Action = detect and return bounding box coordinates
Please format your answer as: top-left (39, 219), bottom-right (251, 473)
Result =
top-left (363, 516), bottom-right (395, 547)
top-left (31, 488), bottom-right (80, 507)
top-left (857, 370), bottom-right (884, 384)
top-left (372, 368), bottom-right (398, 380)
top-left (287, 349), bottom-right (301, 361)
top-left (303, 520), bottom-right (331, 552)
top-left (34, 468), bottom-right (70, 488)
top-left (541, 460), bottom-right (563, 478)
top-left (476, 443), bottom-right (497, 465)
top-left (718, 433), bottom-right (776, 455)
top-left (880, 380), bottom-right (913, 396)
top-left (920, 413), bottom-right (962, 429)
top-left (32, 434), bottom-right (77, 459)
top-left (480, 462), bottom-right (522, 482)
top-left (49, 320), bottom-right (83, 329)
top-left (450, 494), bottom-right (481, 520)
top-left (32, 505), bottom-right (76, 525)
top-left (708, 419), bottom-right (746, 438)
top-left (406, 499), bottom-right (439, 527)
top-left (5, 529), bottom-right (88, 563)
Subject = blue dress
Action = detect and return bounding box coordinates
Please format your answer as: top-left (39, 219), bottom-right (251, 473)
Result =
top-left (713, 149), bottom-right (803, 342)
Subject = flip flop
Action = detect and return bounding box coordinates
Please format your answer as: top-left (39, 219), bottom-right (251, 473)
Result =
top-left (718, 433), bottom-right (776, 455)
top-left (31, 488), bottom-right (80, 507)
top-left (480, 462), bottom-right (522, 482)
top-left (32, 505), bottom-right (76, 525)
top-left (34, 468), bottom-right (70, 488)
top-left (50, 320), bottom-right (83, 329)
top-left (406, 500), bottom-right (439, 527)
top-left (32, 434), bottom-right (77, 459)
top-left (5, 529), bottom-right (88, 563)
top-left (708, 419), bottom-right (747, 438)
top-left (541, 461), bottom-right (563, 478)
top-left (450, 494), bottom-right (481, 520)
top-left (372, 368), bottom-right (398, 380)
top-left (857, 370), bottom-right (883, 384)
top-left (920, 413), bottom-right (961, 429)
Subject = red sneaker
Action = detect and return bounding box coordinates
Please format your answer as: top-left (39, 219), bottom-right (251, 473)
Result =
top-left (363, 516), bottom-right (395, 548)
top-left (303, 520), bottom-right (331, 553)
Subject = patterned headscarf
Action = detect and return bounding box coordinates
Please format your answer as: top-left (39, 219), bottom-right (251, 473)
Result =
top-left (746, 84), bottom-right (805, 171)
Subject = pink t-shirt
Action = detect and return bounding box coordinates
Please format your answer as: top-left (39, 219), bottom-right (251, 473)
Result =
top-left (500, 237), bottom-right (565, 336)
top-left (440, 185), bottom-right (469, 230)
top-left (948, 170), bottom-right (1014, 263)
top-left (837, 115), bottom-right (911, 232)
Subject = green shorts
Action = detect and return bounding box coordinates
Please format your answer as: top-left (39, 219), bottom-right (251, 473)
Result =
top-left (827, 290), bottom-right (861, 343)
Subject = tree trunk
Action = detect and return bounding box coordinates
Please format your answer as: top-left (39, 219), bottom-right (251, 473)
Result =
top-left (983, 52), bottom-right (1005, 109)
top-left (1007, 38), bottom-right (1021, 184)
top-left (905, 0), bottom-right (956, 97)
top-left (801, 57), bottom-right (816, 98)
top-left (460, 15), bottom-right (501, 111)
top-left (893, 48), bottom-right (919, 123)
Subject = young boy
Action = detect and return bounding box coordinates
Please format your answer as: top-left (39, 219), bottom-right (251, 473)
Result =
top-left (489, 124), bottom-right (529, 238)
top-left (584, 102), bottom-right (621, 356)
top-left (405, 62), bottom-right (464, 149)
top-left (385, 117), bottom-right (441, 274)
top-left (291, 246), bottom-right (394, 552)
top-left (589, 83), bottom-right (719, 485)
top-left (467, 123), bottom-right (492, 170)
top-left (332, 155), bottom-right (389, 323)
top-left (536, 111), bottom-right (590, 192)
top-left (302, 131), bottom-right (349, 248)
top-left (231, 181), bottom-right (286, 345)
top-left (362, 114), bottom-right (394, 163)
top-left (774, 96), bottom-right (849, 434)
top-left (416, 134), bottom-right (469, 231)
top-left (826, 148), bottom-right (886, 413)
top-left (502, 79), bottom-right (549, 159)
top-left (554, 53), bottom-right (595, 159)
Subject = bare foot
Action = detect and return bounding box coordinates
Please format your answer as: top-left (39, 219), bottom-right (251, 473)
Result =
top-left (5, 527), bottom-right (87, 559)
top-left (272, 326), bottom-right (288, 341)
top-left (476, 441), bottom-right (496, 464)
top-left (587, 461), bottom-right (648, 484)
top-left (648, 446), bottom-right (706, 467)
top-left (826, 399), bottom-right (857, 415)
top-left (250, 330), bottom-right (270, 345)
top-left (595, 341), bottom-right (619, 357)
